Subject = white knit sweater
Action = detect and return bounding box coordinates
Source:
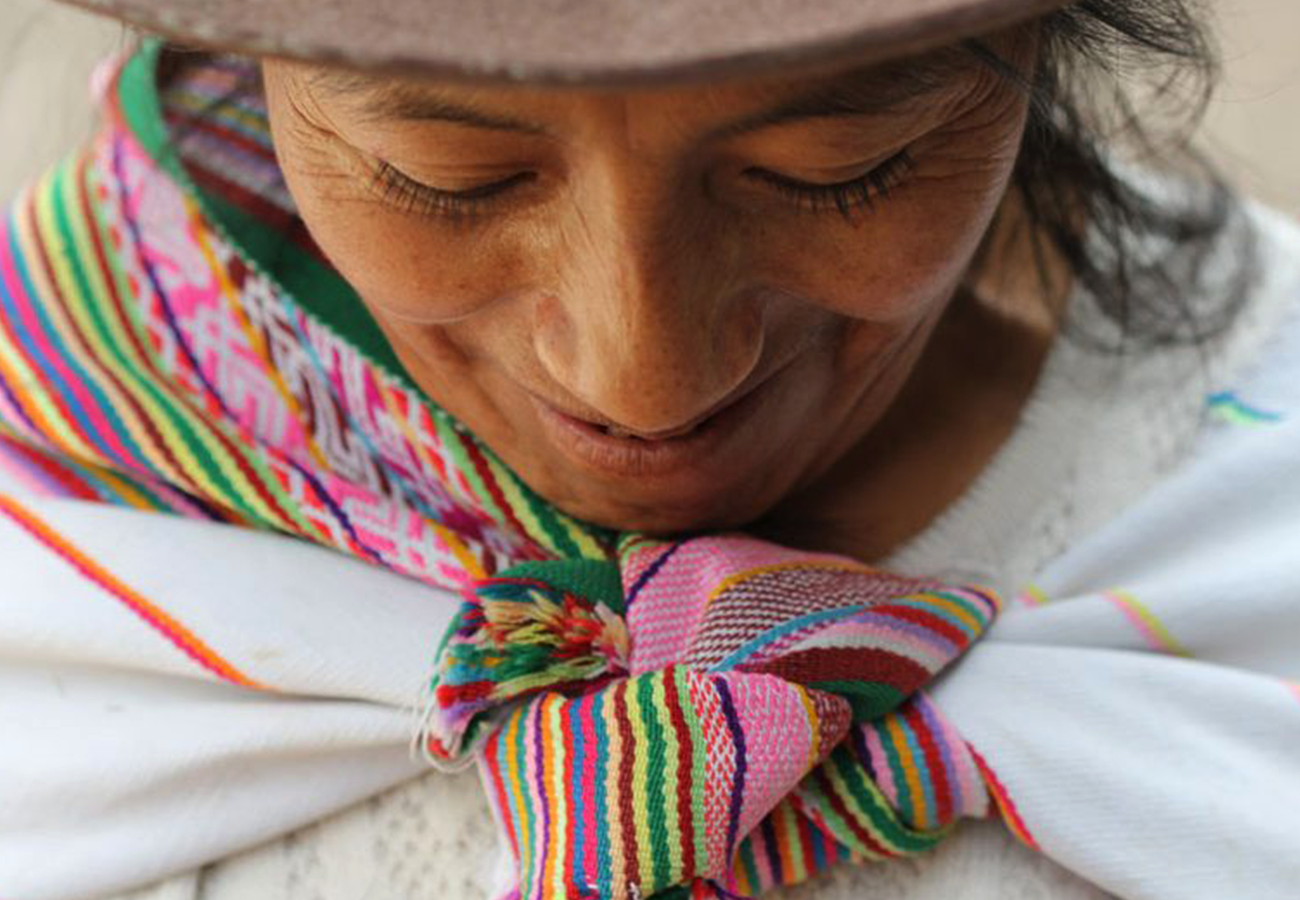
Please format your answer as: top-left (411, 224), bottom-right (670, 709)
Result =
top-left (106, 197), bottom-right (1300, 900)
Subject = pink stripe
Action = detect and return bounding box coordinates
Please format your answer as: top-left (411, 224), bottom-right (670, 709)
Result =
top-left (0, 218), bottom-right (140, 467)
top-left (861, 725), bottom-right (899, 808)
top-left (916, 695), bottom-right (983, 818)
top-left (1102, 591), bottom-right (1179, 654)
top-left (749, 830), bottom-right (776, 890)
top-left (579, 691), bottom-right (600, 887)
top-left (0, 443), bottom-right (62, 496)
top-left (523, 700), bottom-right (547, 894)
top-left (804, 620), bottom-right (950, 666)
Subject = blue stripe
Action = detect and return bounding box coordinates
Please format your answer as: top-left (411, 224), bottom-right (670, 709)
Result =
top-left (713, 603), bottom-right (875, 672)
top-left (1, 193), bottom-right (145, 467)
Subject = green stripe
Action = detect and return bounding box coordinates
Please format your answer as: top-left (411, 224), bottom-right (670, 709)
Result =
top-left (829, 744), bottom-right (940, 855)
top-left (50, 162), bottom-right (261, 522)
top-left (681, 670), bottom-right (710, 872)
top-left (811, 679), bottom-right (904, 721)
top-left (118, 41), bottom-right (413, 386)
top-left (737, 837), bottom-right (761, 892)
top-left (637, 673), bottom-right (672, 888)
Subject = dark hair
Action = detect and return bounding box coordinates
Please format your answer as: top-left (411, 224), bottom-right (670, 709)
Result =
top-left (978, 0), bottom-right (1254, 354)
top-left (160, 0), bottom-right (1252, 356)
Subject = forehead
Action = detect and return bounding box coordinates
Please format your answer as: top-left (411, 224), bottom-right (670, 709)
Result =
top-left (298, 44), bottom-right (982, 137)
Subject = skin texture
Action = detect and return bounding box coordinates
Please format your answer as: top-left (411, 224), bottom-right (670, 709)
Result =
top-left (262, 30), bottom-right (1057, 560)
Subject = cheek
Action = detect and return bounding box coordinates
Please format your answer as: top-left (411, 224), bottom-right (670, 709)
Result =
top-left (752, 108), bottom-right (1026, 328)
top-left (296, 195), bottom-right (529, 324)
top-left (757, 177), bottom-right (1009, 330)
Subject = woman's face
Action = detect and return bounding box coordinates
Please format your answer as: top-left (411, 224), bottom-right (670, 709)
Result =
top-left (262, 32), bottom-right (1036, 534)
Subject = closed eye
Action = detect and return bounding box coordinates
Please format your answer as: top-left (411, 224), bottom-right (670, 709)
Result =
top-left (745, 150), bottom-right (915, 217)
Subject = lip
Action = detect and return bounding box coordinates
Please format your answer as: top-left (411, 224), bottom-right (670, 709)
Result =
top-left (529, 374), bottom-right (776, 480)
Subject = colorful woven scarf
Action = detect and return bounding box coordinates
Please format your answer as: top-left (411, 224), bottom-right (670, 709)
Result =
top-left (3, 39), bottom-right (1299, 900)
top-left (426, 537), bottom-right (1001, 898)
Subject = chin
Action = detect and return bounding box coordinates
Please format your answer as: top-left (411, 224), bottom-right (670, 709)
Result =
top-left (544, 478), bottom-right (786, 537)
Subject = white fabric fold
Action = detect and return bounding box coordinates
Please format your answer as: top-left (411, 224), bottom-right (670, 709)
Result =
top-left (0, 498), bottom-right (458, 900)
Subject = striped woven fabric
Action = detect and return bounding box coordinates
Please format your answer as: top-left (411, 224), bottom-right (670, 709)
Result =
top-left (0, 41), bottom-right (609, 592)
top-left (0, 42), bottom-right (1006, 900)
top-left (429, 536), bottom-right (1000, 899)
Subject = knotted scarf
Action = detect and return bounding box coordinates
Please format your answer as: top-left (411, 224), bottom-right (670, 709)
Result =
top-left (1, 39), bottom-right (1298, 900)
top-left (426, 538), bottom-right (1000, 899)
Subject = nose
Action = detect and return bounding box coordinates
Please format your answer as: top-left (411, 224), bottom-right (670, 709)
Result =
top-left (533, 175), bottom-right (763, 437)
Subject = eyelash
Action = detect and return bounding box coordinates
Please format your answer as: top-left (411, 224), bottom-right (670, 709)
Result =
top-left (744, 150), bottom-right (916, 218)
top-left (369, 149), bottom-right (916, 221)
top-left (370, 162), bottom-right (535, 220)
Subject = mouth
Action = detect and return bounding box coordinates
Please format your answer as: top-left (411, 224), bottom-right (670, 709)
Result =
top-left (528, 374), bottom-right (777, 480)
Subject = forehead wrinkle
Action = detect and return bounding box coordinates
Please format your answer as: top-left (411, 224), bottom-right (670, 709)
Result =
top-left (307, 68), bottom-right (551, 135)
top-left (710, 44), bottom-right (977, 140)
top-left (299, 41), bottom-right (977, 147)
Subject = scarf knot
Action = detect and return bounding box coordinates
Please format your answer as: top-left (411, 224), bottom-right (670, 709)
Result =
top-left (424, 535), bottom-right (1001, 899)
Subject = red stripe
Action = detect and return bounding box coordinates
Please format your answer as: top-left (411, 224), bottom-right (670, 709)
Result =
top-left (873, 603), bottom-right (969, 647)
top-left (481, 724), bottom-right (522, 861)
top-left (166, 114), bottom-right (279, 164)
top-left (663, 665), bottom-right (697, 878)
top-left (968, 743), bottom-right (1039, 850)
top-left (0, 433), bottom-right (99, 501)
top-left (793, 799), bottom-right (818, 876)
top-left (811, 767), bottom-right (895, 859)
top-left (613, 680), bottom-right (641, 888)
top-left (758, 646), bottom-right (932, 695)
top-left (902, 703), bottom-right (953, 826)
top-left (461, 434), bottom-right (533, 540)
top-left (0, 204), bottom-right (118, 464)
top-left (55, 160), bottom-right (199, 488)
top-left (0, 492), bottom-right (265, 689)
top-left (88, 140), bottom-right (307, 533)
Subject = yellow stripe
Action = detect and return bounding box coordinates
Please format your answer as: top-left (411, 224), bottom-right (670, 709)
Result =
top-left (0, 176), bottom-right (102, 462)
top-left (503, 711), bottom-right (532, 887)
top-left (776, 800), bottom-right (806, 884)
top-left (626, 676), bottom-right (657, 882)
top-left (908, 591), bottom-right (985, 634)
top-left (544, 695), bottom-right (567, 898)
top-left (0, 315), bottom-right (89, 458)
top-left (371, 377), bottom-right (489, 578)
top-left (1020, 583), bottom-right (1050, 606)
top-left (797, 687), bottom-right (825, 772)
top-left (821, 750), bottom-right (902, 859)
top-left (883, 714), bottom-right (930, 830)
top-left (21, 166), bottom-right (190, 485)
top-left (1106, 588), bottom-right (1191, 657)
top-left (92, 464), bottom-right (161, 510)
top-left (44, 161), bottom-right (235, 504)
top-left (191, 214), bottom-right (332, 473)
top-left (560, 515), bottom-right (608, 561)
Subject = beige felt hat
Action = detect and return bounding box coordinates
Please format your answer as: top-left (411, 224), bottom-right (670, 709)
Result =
top-left (56, 0), bottom-right (1071, 85)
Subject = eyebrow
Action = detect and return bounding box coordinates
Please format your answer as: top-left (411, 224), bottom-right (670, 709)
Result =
top-left (313, 46), bottom-right (971, 139)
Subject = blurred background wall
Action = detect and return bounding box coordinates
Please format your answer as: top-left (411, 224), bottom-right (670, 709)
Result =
top-left (2, 0), bottom-right (1297, 211)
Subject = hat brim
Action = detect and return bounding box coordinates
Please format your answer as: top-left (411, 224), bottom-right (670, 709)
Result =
top-left (59, 0), bottom-right (1070, 86)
